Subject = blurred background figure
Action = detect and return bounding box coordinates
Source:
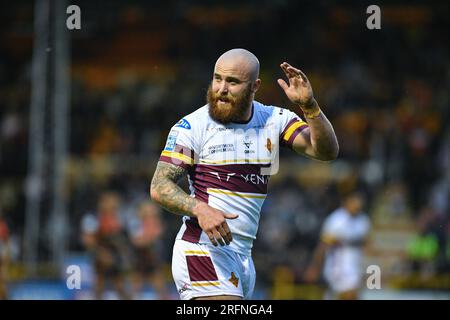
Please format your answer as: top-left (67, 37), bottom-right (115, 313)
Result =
top-left (81, 192), bottom-right (132, 299)
top-left (304, 192), bottom-right (371, 300)
top-left (0, 212), bottom-right (10, 300)
top-left (129, 201), bottom-right (168, 299)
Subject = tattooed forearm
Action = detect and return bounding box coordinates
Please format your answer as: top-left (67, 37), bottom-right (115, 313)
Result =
top-left (150, 161), bottom-right (199, 217)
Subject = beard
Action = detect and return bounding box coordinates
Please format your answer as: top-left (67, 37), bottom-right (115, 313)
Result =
top-left (207, 84), bottom-right (253, 124)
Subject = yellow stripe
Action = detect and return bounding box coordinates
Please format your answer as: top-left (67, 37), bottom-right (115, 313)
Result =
top-left (200, 158), bottom-right (272, 165)
top-left (283, 121), bottom-right (308, 141)
top-left (184, 250), bottom-right (209, 255)
top-left (208, 188), bottom-right (266, 199)
top-left (192, 282), bottom-right (221, 287)
top-left (161, 151), bottom-right (193, 165)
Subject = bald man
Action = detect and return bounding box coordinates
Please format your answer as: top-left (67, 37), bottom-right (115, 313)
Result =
top-left (151, 49), bottom-right (339, 300)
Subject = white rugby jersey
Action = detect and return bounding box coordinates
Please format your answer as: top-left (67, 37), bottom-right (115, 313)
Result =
top-left (159, 101), bottom-right (308, 256)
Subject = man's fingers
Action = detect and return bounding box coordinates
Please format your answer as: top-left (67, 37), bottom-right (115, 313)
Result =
top-left (292, 67), bottom-right (309, 83)
top-left (217, 225), bottom-right (230, 245)
top-left (282, 62), bottom-right (308, 81)
top-left (287, 67), bottom-right (301, 79)
top-left (281, 61), bottom-right (291, 69)
top-left (280, 63), bottom-right (291, 77)
top-left (221, 222), bottom-right (233, 243)
top-left (281, 62), bottom-right (295, 75)
top-left (277, 79), bottom-right (289, 91)
top-left (206, 231), bottom-right (218, 246)
top-left (286, 66), bottom-right (309, 84)
top-left (281, 62), bottom-right (307, 89)
top-left (212, 229), bottom-right (225, 246)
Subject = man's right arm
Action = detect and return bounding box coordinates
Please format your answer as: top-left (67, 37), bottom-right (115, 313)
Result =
top-left (304, 241), bottom-right (329, 280)
top-left (150, 161), bottom-right (238, 246)
top-left (150, 161), bottom-right (199, 217)
top-left (304, 232), bottom-right (339, 282)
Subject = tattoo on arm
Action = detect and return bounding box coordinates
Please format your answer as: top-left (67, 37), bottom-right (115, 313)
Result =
top-left (150, 161), bottom-right (198, 217)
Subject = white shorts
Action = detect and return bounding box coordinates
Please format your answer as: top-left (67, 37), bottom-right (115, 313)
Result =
top-left (324, 272), bottom-right (361, 293)
top-left (171, 239), bottom-right (256, 300)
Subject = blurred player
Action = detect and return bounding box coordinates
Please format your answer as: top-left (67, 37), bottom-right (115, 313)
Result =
top-left (81, 192), bottom-right (132, 299)
top-left (130, 201), bottom-right (168, 299)
top-left (0, 214), bottom-right (9, 300)
top-left (151, 48), bottom-right (339, 300)
top-left (304, 192), bottom-right (371, 299)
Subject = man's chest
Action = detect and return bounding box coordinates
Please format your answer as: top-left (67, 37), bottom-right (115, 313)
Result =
top-left (199, 125), bottom-right (278, 164)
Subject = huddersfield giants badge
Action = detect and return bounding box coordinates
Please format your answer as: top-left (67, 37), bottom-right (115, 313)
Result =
top-left (265, 138), bottom-right (273, 153)
top-left (229, 272), bottom-right (239, 288)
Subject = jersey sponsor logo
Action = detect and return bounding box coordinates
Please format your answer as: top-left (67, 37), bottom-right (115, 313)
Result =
top-left (243, 136), bottom-right (255, 154)
top-left (240, 174), bottom-right (269, 185)
top-left (175, 118), bottom-right (191, 129)
top-left (209, 172), bottom-right (236, 181)
top-left (208, 144), bottom-right (235, 154)
top-left (208, 172), bottom-right (269, 185)
top-left (164, 131), bottom-right (178, 151)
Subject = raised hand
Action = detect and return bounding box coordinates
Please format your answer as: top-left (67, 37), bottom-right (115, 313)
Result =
top-left (277, 62), bottom-right (315, 109)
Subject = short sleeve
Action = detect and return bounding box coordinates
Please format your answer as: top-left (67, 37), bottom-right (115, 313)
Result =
top-left (159, 117), bottom-right (198, 169)
top-left (320, 214), bottom-right (341, 244)
top-left (278, 109), bottom-right (309, 150)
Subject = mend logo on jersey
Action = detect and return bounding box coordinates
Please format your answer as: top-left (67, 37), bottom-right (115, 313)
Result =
top-left (175, 118), bottom-right (191, 129)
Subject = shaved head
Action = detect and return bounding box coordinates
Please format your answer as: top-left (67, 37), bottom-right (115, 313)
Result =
top-left (215, 48), bottom-right (260, 81)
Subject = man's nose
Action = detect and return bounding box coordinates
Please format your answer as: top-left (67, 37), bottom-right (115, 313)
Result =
top-left (218, 81), bottom-right (228, 95)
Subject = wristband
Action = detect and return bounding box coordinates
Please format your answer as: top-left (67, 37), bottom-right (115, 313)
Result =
top-left (302, 107), bottom-right (321, 119)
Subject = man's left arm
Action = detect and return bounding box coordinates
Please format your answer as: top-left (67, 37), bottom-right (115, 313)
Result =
top-left (278, 62), bottom-right (339, 161)
top-left (292, 99), bottom-right (338, 161)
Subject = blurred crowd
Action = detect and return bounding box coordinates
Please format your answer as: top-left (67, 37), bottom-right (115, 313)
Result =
top-left (80, 192), bottom-right (167, 299)
top-left (0, 1), bottom-right (449, 298)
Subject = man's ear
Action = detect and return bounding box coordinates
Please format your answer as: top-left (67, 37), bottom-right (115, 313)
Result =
top-left (252, 79), bottom-right (261, 93)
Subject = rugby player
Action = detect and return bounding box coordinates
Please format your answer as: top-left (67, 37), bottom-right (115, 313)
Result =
top-left (151, 48), bottom-right (339, 300)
